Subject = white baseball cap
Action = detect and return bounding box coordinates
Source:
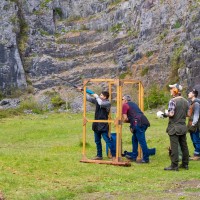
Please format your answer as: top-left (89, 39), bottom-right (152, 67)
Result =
top-left (169, 83), bottom-right (183, 91)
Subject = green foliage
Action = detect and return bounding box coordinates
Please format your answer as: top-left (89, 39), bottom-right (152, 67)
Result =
top-left (10, 0), bottom-right (18, 2)
top-left (140, 66), bottom-right (149, 76)
top-left (0, 97), bottom-right (43, 119)
top-left (127, 28), bottom-right (139, 38)
top-left (17, 13), bottom-right (29, 54)
top-left (144, 85), bottom-right (169, 110)
top-left (39, 28), bottom-right (50, 36)
top-left (169, 45), bottom-right (185, 82)
top-left (19, 97), bottom-right (43, 114)
top-left (0, 108), bottom-right (22, 119)
top-left (33, 10), bottom-right (44, 15)
top-left (9, 15), bottom-right (19, 25)
top-left (146, 51), bottom-right (154, 57)
top-left (51, 95), bottom-right (65, 108)
top-left (66, 15), bottom-right (82, 23)
top-left (159, 29), bottom-right (168, 41)
top-left (41, 0), bottom-right (52, 8)
top-left (54, 8), bottom-right (63, 18)
top-left (0, 91), bottom-right (3, 100)
top-left (119, 70), bottom-right (132, 79)
top-left (80, 24), bottom-right (89, 31)
top-left (128, 44), bottom-right (135, 53)
top-left (3, 86), bottom-right (24, 98)
top-left (110, 23), bottom-right (122, 33)
top-left (173, 20), bottom-right (182, 29)
top-left (194, 37), bottom-right (200, 41)
top-left (173, 36), bottom-right (180, 43)
top-left (110, 0), bottom-right (122, 6)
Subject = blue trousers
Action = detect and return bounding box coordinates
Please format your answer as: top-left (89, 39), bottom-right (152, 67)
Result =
top-left (125, 148), bottom-right (155, 157)
top-left (131, 125), bottom-right (149, 162)
top-left (94, 131), bottom-right (116, 157)
top-left (190, 129), bottom-right (200, 155)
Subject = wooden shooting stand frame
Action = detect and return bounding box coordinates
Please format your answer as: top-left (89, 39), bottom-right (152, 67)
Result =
top-left (80, 79), bottom-right (144, 167)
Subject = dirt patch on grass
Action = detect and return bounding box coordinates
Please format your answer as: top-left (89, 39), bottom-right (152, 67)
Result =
top-left (0, 191), bottom-right (4, 200)
top-left (164, 180), bottom-right (200, 198)
top-left (78, 181), bottom-right (200, 200)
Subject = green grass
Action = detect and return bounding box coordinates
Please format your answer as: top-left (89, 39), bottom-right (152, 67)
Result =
top-left (0, 112), bottom-right (200, 199)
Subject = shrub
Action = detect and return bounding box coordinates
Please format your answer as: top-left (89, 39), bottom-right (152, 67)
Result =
top-left (128, 44), bottom-right (135, 53)
top-left (169, 45), bottom-right (185, 82)
top-left (173, 20), bottom-right (182, 29)
top-left (54, 8), bottom-right (63, 18)
top-left (110, 0), bottom-right (122, 6)
top-left (144, 85), bottom-right (169, 110)
top-left (146, 51), bottom-right (154, 57)
top-left (110, 23), bottom-right (122, 33)
top-left (51, 95), bottom-right (65, 108)
top-left (19, 97), bottom-right (43, 114)
top-left (0, 97), bottom-right (43, 119)
top-left (159, 29), bottom-right (168, 41)
top-left (140, 67), bottom-right (149, 76)
top-left (0, 91), bottom-right (3, 100)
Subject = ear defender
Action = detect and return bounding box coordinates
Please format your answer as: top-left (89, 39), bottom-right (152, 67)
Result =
top-left (172, 87), bottom-right (178, 95)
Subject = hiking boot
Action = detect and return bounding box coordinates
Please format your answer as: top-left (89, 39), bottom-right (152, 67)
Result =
top-left (164, 165), bottom-right (179, 171)
top-left (125, 155), bottom-right (136, 162)
top-left (179, 164), bottom-right (189, 170)
top-left (92, 156), bottom-right (103, 160)
top-left (136, 159), bottom-right (149, 164)
top-left (121, 151), bottom-right (128, 157)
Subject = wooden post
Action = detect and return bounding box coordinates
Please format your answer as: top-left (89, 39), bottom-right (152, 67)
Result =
top-left (137, 82), bottom-right (144, 161)
top-left (82, 81), bottom-right (87, 160)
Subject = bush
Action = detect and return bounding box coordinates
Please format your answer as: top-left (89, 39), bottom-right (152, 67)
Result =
top-left (19, 97), bottom-right (43, 114)
top-left (51, 95), bottom-right (65, 108)
top-left (146, 51), bottom-right (154, 57)
top-left (144, 85), bottom-right (169, 110)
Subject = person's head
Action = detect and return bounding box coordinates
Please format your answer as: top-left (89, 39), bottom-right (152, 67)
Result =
top-left (122, 95), bottom-right (131, 103)
top-left (188, 88), bottom-right (198, 99)
top-left (169, 83), bottom-right (183, 97)
top-left (100, 91), bottom-right (109, 99)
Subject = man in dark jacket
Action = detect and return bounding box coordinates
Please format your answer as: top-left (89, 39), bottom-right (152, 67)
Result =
top-left (122, 95), bottom-right (150, 163)
top-left (163, 83), bottom-right (189, 171)
top-left (86, 91), bottom-right (115, 160)
top-left (188, 88), bottom-right (200, 160)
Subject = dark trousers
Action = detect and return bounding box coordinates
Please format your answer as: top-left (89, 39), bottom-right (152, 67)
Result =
top-left (94, 131), bottom-right (116, 157)
top-left (169, 134), bottom-right (189, 167)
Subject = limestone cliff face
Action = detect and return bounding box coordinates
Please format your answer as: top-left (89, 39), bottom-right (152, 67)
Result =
top-left (0, 0), bottom-right (27, 92)
top-left (0, 0), bottom-right (200, 94)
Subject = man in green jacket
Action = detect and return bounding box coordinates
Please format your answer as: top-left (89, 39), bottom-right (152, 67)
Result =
top-left (162, 83), bottom-right (189, 171)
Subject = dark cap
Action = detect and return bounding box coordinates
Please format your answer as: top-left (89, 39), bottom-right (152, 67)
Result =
top-left (192, 89), bottom-right (198, 97)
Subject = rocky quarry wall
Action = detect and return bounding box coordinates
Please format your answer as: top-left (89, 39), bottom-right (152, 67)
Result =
top-left (0, 0), bottom-right (200, 97)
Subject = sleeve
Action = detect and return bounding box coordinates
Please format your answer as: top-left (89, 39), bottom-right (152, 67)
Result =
top-left (86, 94), bottom-right (96, 104)
top-left (192, 102), bottom-right (200, 125)
top-left (122, 103), bottom-right (129, 114)
top-left (96, 97), bottom-right (111, 110)
top-left (86, 88), bottom-right (94, 95)
top-left (168, 99), bottom-right (176, 117)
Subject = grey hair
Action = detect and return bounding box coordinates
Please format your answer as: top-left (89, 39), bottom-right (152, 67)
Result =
top-left (123, 94), bottom-right (132, 101)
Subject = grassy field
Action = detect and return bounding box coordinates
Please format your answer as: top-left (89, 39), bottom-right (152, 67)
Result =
top-left (0, 112), bottom-right (200, 200)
